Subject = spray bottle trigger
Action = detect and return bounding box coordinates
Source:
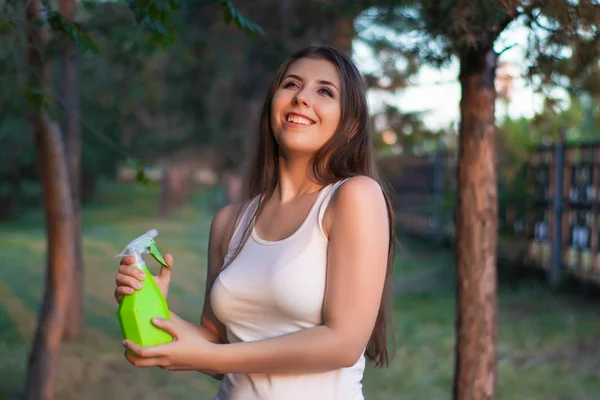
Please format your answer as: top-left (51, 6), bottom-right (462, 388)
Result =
top-left (148, 241), bottom-right (169, 268)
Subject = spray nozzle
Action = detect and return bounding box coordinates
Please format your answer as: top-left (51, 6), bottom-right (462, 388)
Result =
top-left (117, 229), bottom-right (169, 268)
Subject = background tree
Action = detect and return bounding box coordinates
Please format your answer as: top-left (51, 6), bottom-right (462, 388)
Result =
top-left (2, 0), bottom-right (263, 397)
top-left (23, 0), bottom-right (76, 397)
top-left (58, 0), bottom-right (83, 340)
top-left (356, 1), bottom-right (600, 399)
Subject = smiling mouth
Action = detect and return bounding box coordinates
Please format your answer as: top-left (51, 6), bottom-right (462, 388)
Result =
top-left (286, 113), bottom-right (315, 126)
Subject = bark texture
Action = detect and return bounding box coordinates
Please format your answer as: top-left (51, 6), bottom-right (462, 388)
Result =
top-left (24, 1), bottom-right (76, 398)
top-left (453, 48), bottom-right (499, 400)
top-left (59, 0), bottom-right (84, 340)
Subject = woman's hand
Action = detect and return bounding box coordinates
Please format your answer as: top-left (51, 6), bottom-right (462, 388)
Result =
top-left (114, 253), bottom-right (174, 304)
top-left (122, 312), bottom-right (217, 373)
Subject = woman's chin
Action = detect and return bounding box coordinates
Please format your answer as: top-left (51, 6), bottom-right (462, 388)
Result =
top-left (279, 144), bottom-right (321, 157)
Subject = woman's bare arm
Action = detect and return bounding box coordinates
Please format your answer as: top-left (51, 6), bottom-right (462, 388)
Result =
top-left (195, 202), bottom-right (245, 378)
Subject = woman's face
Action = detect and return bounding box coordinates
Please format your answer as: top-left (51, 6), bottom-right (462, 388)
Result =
top-left (270, 57), bottom-right (342, 156)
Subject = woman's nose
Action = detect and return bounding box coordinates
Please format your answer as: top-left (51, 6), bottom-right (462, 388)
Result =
top-left (292, 90), bottom-right (310, 107)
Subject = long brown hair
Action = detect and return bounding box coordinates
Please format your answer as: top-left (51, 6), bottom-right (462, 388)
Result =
top-left (223, 46), bottom-right (397, 368)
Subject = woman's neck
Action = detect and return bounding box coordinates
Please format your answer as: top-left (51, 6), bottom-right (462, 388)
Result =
top-left (274, 157), bottom-right (322, 205)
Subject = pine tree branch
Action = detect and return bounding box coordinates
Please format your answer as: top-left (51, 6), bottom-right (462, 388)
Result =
top-left (530, 12), bottom-right (558, 33)
top-left (522, 0), bottom-right (559, 33)
top-left (498, 42), bottom-right (518, 55)
top-left (491, 2), bottom-right (521, 42)
top-left (491, 13), bottom-right (517, 42)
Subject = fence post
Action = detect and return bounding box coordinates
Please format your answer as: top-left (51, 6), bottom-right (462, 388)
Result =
top-left (432, 150), bottom-right (443, 244)
top-left (550, 128), bottom-right (566, 285)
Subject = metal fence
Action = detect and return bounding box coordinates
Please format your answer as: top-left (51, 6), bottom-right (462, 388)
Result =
top-left (382, 137), bottom-right (600, 285)
top-left (381, 151), bottom-right (457, 244)
top-left (526, 137), bottom-right (600, 284)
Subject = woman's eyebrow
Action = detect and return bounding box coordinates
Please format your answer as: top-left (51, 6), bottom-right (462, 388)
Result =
top-left (318, 80), bottom-right (339, 92)
top-left (283, 74), bottom-right (339, 92)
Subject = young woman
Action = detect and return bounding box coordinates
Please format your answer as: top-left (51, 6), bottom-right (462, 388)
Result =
top-left (114, 46), bottom-right (396, 400)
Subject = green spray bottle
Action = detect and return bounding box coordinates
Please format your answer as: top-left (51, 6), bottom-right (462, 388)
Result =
top-left (117, 229), bottom-right (173, 350)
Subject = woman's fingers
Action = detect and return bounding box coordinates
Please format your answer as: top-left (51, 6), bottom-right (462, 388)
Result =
top-left (114, 265), bottom-right (147, 303)
top-left (158, 253), bottom-right (173, 280)
top-left (114, 276), bottom-right (140, 303)
top-left (116, 272), bottom-right (145, 290)
top-left (120, 255), bottom-right (136, 266)
top-left (119, 263), bottom-right (147, 280)
top-left (114, 286), bottom-right (135, 303)
top-left (116, 254), bottom-right (170, 302)
top-left (154, 253), bottom-right (173, 299)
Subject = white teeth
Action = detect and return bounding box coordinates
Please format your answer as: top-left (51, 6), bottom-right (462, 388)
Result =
top-left (287, 115), bottom-right (313, 125)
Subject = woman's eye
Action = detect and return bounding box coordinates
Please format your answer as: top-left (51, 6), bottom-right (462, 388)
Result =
top-left (284, 81), bottom-right (299, 89)
top-left (318, 88), bottom-right (333, 97)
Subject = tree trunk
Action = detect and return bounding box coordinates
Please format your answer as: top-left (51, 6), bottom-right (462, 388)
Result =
top-left (330, 15), bottom-right (354, 57)
top-left (310, 6), bottom-right (356, 58)
top-left (159, 162), bottom-right (194, 217)
top-left (59, 0), bottom-right (84, 340)
top-left (24, 1), bottom-right (75, 398)
top-left (222, 170), bottom-right (242, 204)
top-left (453, 48), bottom-right (499, 400)
top-left (82, 169), bottom-right (98, 203)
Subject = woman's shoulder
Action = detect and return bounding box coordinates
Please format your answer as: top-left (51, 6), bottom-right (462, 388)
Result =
top-left (210, 200), bottom-right (248, 253)
top-left (322, 176), bottom-right (387, 238)
top-left (213, 202), bottom-right (243, 227)
top-left (332, 176), bottom-right (384, 203)
top-left (211, 194), bottom-right (259, 229)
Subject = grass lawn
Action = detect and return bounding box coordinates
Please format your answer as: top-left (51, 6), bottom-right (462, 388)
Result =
top-left (1, 180), bottom-right (600, 399)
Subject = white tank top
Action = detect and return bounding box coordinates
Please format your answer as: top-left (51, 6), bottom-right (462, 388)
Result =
top-left (210, 179), bottom-right (365, 400)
